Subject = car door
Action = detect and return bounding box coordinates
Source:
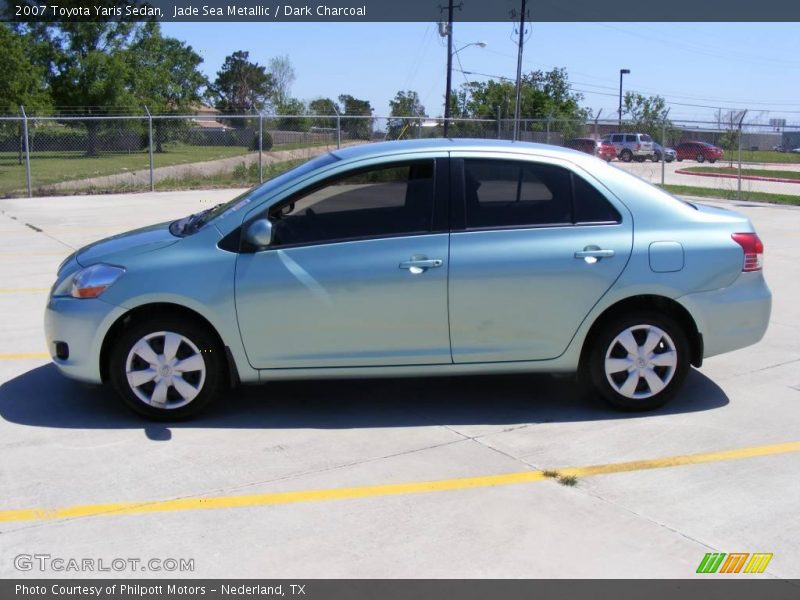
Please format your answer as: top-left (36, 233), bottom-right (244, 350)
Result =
top-left (235, 157), bottom-right (452, 369)
top-left (448, 154), bottom-right (633, 363)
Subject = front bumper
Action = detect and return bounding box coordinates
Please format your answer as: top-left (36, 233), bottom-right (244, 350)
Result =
top-left (678, 272), bottom-right (772, 359)
top-left (44, 296), bottom-right (127, 384)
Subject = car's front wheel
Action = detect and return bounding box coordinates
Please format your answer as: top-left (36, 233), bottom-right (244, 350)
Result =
top-left (109, 316), bottom-right (225, 420)
top-left (588, 311), bottom-right (690, 411)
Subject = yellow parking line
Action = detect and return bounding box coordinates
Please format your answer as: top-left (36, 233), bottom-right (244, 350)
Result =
top-left (0, 352), bottom-right (50, 360)
top-left (0, 287), bottom-right (49, 294)
top-left (1, 440), bottom-right (798, 524)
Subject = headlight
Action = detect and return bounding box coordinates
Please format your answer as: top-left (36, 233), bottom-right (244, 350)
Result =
top-left (67, 264), bottom-right (126, 299)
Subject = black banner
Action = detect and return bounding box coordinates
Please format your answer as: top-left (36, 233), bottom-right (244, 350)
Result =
top-left (3, 0), bottom-right (800, 22)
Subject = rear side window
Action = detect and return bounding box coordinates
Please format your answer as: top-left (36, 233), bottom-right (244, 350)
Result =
top-left (624, 134), bottom-right (636, 142)
top-left (463, 160), bottom-right (571, 228)
top-left (463, 159), bottom-right (620, 229)
top-left (573, 174), bottom-right (621, 224)
top-left (640, 134), bottom-right (653, 142)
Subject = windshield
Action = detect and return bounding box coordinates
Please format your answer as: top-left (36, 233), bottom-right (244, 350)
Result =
top-left (172, 152), bottom-right (339, 235)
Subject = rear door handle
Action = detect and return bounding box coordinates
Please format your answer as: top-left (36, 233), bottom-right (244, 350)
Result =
top-left (574, 249), bottom-right (615, 258)
top-left (574, 248), bottom-right (615, 261)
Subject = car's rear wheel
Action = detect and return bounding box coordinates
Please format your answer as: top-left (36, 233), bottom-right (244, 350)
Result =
top-left (696, 153), bottom-right (705, 163)
top-left (620, 149), bottom-right (633, 162)
top-left (109, 316), bottom-right (225, 420)
top-left (588, 311), bottom-right (690, 411)
top-left (708, 158), bottom-right (717, 164)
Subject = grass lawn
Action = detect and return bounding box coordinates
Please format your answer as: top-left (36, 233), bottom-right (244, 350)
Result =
top-left (715, 149), bottom-right (800, 164)
top-left (683, 166), bottom-right (800, 180)
top-left (0, 143), bottom-right (250, 196)
top-left (45, 159), bottom-right (307, 195)
top-left (154, 159), bottom-right (305, 191)
top-left (659, 184), bottom-right (800, 206)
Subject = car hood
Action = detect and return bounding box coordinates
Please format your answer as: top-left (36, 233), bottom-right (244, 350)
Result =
top-left (75, 221), bottom-right (179, 267)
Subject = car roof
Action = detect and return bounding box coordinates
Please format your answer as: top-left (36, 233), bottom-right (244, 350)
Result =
top-left (329, 138), bottom-right (590, 163)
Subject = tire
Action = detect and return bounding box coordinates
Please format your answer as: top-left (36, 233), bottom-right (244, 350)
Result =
top-left (109, 315), bottom-right (226, 420)
top-left (587, 311), bottom-right (690, 411)
top-left (696, 153), bottom-right (705, 163)
top-left (652, 152), bottom-right (660, 163)
top-left (708, 158), bottom-right (717, 164)
top-left (620, 149), bottom-right (633, 162)
top-left (677, 158), bottom-right (683, 162)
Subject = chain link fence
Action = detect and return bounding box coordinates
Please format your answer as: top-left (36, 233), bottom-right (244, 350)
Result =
top-left (2, 110), bottom-right (799, 202)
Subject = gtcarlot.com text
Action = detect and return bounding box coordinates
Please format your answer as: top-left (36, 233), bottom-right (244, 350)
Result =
top-left (14, 553), bottom-right (194, 573)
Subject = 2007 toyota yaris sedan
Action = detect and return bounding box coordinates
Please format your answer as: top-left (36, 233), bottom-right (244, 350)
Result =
top-left (45, 139), bottom-right (772, 420)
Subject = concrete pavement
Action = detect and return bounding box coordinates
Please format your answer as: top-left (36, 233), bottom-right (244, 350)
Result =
top-left (0, 189), bottom-right (798, 579)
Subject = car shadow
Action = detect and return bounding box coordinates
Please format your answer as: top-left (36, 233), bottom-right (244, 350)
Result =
top-left (0, 364), bottom-right (729, 434)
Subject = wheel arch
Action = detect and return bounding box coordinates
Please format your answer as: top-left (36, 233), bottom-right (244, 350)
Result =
top-left (99, 302), bottom-right (239, 387)
top-left (578, 294), bottom-right (703, 375)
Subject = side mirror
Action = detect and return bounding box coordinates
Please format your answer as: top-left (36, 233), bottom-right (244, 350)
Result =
top-left (243, 218), bottom-right (273, 248)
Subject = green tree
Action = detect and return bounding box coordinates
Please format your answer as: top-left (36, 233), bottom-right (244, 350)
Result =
top-left (0, 25), bottom-right (52, 114)
top-left (274, 97), bottom-right (310, 131)
top-left (622, 93), bottom-right (672, 141)
top-left (0, 24), bottom-right (53, 163)
top-left (338, 94), bottom-right (373, 140)
top-left (308, 97), bottom-right (338, 130)
top-left (210, 51), bottom-right (273, 122)
top-left (45, 21), bottom-right (142, 155)
top-left (454, 68), bottom-right (588, 140)
top-left (128, 23), bottom-right (207, 151)
top-left (388, 90), bottom-right (426, 139)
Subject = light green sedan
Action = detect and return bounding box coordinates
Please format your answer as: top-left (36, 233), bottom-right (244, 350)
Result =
top-left (45, 139), bottom-right (771, 419)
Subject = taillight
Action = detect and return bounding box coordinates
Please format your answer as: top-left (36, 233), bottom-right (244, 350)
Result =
top-left (635, 144), bottom-right (641, 150)
top-left (731, 233), bottom-right (764, 272)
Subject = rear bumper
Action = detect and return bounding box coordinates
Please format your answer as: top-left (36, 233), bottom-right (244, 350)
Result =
top-left (677, 272), bottom-right (772, 359)
top-left (44, 296), bottom-right (126, 384)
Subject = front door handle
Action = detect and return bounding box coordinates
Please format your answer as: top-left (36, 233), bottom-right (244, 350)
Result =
top-left (399, 258), bottom-right (443, 274)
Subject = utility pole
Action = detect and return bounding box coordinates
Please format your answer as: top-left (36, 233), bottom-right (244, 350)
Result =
top-left (512, 0), bottom-right (527, 142)
top-left (618, 68), bottom-right (630, 129)
top-left (442, 1), bottom-right (456, 137)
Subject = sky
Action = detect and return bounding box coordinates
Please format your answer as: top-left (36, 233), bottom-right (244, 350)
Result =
top-left (161, 21), bottom-right (800, 125)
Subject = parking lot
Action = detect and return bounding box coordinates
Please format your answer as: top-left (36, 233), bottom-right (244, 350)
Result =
top-left (0, 187), bottom-right (799, 578)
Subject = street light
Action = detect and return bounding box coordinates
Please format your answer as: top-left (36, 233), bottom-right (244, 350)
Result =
top-left (618, 68), bottom-right (630, 129)
top-left (444, 41), bottom-right (487, 137)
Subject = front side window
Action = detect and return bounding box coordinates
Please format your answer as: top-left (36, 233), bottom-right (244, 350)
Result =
top-left (463, 159), bottom-right (620, 229)
top-left (269, 161), bottom-right (435, 246)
